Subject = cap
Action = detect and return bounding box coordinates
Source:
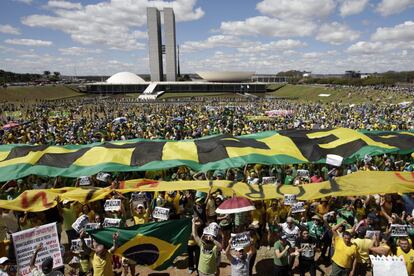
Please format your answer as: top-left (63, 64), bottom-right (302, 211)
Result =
top-left (312, 215), bottom-right (322, 221)
top-left (215, 195), bottom-right (224, 201)
top-left (137, 204), bottom-right (144, 208)
top-left (195, 197), bottom-right (204, 203)
top-left (235, 246), bottom-right (245, 251)
top-left (0, 257), bottom-right (9, 264)
top-left (62, 200), bottom-right (70, 205)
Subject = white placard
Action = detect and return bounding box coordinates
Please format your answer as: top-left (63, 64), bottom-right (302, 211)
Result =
top-left (366, 230), bottom-right (381, 239)
top-left (230, 232), bottom-right (251, 249)
top-left (84, 223), bottom-right (101, 231)
top-left (131, 192), bottom-right (146, 204)
top-left (97, 172), bottom-right (110, 182)
top-left (390, 224), bottom-right (410, 237)
top-left (103, 218), bottom-right (121, 228)
top-left (78, 176), bottom-right (91, 186)
top-left (370, 255), bottom-right (408, 276)
top-left (70, 238), bottom-right (92, 252)
top-left (72, 215), bottom-right (89, 233)
top-left (203, 224), bottom-right (219, 238)
top-left (12, 222), bottom-right (63, 276)
top-left (284, 194), bottom-right (297, 205)
top-left (152, 207), bottom-right (170, 221)
top-left (262, 176), bottom-right (276, 184)
top-left (326, 154), bottom-right (343, 167)
top-left (291, 202), bottom-right (306, 213)
top-left (297, 169), bottom-right (309, 177)
top-left (104, 199), bottom-right (122, 212)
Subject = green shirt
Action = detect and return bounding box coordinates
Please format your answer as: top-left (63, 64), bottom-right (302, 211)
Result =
top-left (284, 175), bottom-right (294, 185)
top-left (306, 221), bottom-right (324, 239)
top-left (198, 244), bottom-right (218, 274)
top-left (274, 241), bottom-right (289, 266)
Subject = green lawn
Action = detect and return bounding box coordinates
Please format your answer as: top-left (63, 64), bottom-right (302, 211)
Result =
top-left (0, 85), bottom-right (84, 102)
top-left (266, 84), bottom-right (413, 104)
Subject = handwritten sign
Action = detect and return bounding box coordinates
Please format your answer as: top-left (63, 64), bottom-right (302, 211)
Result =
top-left (230, 232), bottom-right (251, 249)
top-left (390, 224), bottom-right (410, 237)
top-left (96, 172), bottom-right (110, 182)
top-left (152, 207), bottom-right (170, 221)
top-left (104, 199), bottom-right (122, 212)
top-left (262, 176), bottom-right (276, 184)
top-left (103, 218), bottom-right (121, 228)
top-left (370, 255), bottom-right (408, 276)
top-left (70, 238), bottom-right (92, 252)
top-left (366, 230), bottom-right (381, 239)
top-left (203, 223), bottom-right (219, 238)
top-left (12, 222), bottom-right (63, 276)
top-left (284, 194), bottom-right (297, 205)
top-left (72, 215), bottom-right (89, 233)
top-left (84, 223), bottom-right (101, 231)
top-left (78, 176), bottom-right (91, 186)
top-left (297, 170), bottom-right (309, 177)
top-left (291, 202), bottom-right (306, 213)
top-left (131, 192), bottom-right (146, 204)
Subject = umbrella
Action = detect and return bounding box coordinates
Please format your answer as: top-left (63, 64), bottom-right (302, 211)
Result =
top-left (2, 122), bottom-right (19, 130)
top-left (216, 196), bottom-right (255, 214)
top-left (112, 117), bottom-right (127, 124)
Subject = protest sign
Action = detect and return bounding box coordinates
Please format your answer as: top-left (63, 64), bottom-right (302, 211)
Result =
top-left (291, 202), bottom-right (306, 213)
top-left (230, 232), bottom-right (251, 249)
top-left (366, 230), bottom-right (381, 239)
top-left (78, 176), bottom-right (91, 186)
top-left (284, 194), bottom-right (297, 205)
top-left (103, 218), bottom-right (121, 228)
top-left (12, 222), bottom-right (63, 276)
top-left (131, 192), bottom-right (146, 204)
top-left (96, 172), bottom-right (110, 182)
top-left (203, 224), bottom-right (219, 238)
top-left (70, 238), bottom-right (92, 252)
top-left (326, 154), bottom-right (343, 167)
top-left (262, 176), bottom-right (276, 184)
top-left (297, 169), bottom-right (309, 177)
top-left (104, 199), bottom-right (122, 212)
top-left (72, 215), bottom-right (89, 233)
top-left (390, 224), bottom-right (410, 237)
top-left (370, 255), bottom-right (408, 276)
top-left (84, 223), bottom-right (101, 231)
top-left (152, 206), bottom-right (170, 221)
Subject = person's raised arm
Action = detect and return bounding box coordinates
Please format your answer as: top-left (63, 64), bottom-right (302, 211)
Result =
top-left (108, 232), bottom-right (119, 254)
top-left (79, 229), bottom-right (92, 255)
top-left (331, 221), bottom-right (346, 237)
top-left (192, 218), bottom-right (202, 245)
top-left (225, 238), bottom-right (234, 263)
top-left (30, 243), bottom-right (42, 270)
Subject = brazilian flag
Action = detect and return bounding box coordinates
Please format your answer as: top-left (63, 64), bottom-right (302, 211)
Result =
top-left (87, 218), bottom-right (191, 271)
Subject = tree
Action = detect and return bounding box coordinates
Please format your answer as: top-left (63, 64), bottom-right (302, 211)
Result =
top-left (43, 71), bottom-right (51, 78)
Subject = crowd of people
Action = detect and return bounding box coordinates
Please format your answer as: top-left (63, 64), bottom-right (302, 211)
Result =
top-left (0, 95), bottom-right (413, 145)
top-left (0, 90), bottom-right (413, 275)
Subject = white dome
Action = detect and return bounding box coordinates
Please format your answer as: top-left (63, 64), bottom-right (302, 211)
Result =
top-left (106, 72), bottom-right (145, 84)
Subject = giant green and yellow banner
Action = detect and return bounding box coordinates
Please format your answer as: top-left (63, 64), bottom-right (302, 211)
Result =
top-left (1, 171), bottom-right (414, 212)
top-left (0, 128), bottom-right (413, 181)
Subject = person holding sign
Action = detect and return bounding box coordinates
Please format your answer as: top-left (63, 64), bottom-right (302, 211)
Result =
top-left (396, 237), bottom-right (414, 276)
top-left (29, 243), bottom-right (63, 276)
top-left (225, 237), bottom-right (256, 276)
top-left (131, 203), bottom-right (150, 225)
top-left (330, 221), bottom-right (358, 276)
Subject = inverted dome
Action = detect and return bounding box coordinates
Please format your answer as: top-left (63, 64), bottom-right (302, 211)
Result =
top-left (196, 71), bottom-right (255, 82)
top-left (106, 72), bottom-right (145, 84)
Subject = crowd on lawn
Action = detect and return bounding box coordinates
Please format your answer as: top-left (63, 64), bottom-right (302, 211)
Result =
top-left (0, 94), bottom-right (413, 276)
top-left (0, 96), bottom-right (413, 145)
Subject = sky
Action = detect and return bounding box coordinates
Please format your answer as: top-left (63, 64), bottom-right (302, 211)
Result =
top-left (0, 0), bottom-right (413, 75)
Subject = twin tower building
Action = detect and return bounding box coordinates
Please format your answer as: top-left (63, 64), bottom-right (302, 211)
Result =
top-left (147, 7), bottom-right (177, 81)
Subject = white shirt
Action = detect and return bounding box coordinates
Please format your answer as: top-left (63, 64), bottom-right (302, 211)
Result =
top-left (280, 222), bottom-right (300, 247)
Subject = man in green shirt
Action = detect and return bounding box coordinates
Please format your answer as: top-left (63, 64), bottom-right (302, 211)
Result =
top-left (274, 235), bottom-right (292, 275)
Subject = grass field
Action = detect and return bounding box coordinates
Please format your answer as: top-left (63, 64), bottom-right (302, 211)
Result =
top-left (267, 84), bottom-right (412, 104)
top-left (0, 85), bottom-right (83, 102)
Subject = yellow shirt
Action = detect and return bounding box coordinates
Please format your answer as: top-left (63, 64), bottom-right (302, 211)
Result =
top-left (266, 208), bottom-right (279, 225)
top-left (133, 211), bottom-right (149, 225)
top-left (92, 252), bottom-right (113, 276)
top-left (332, 236), bottom-right (358, 269)
top-left (316, 204), bottom-right (330, 216)
top-left (397, 247), bottom-right (414, 275)
top-left (353, 238), bottom-right (374, 263)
